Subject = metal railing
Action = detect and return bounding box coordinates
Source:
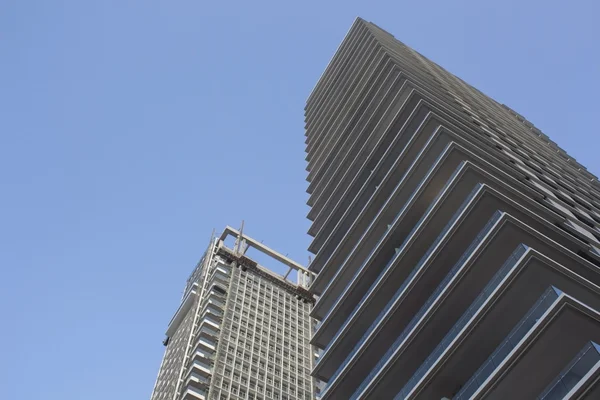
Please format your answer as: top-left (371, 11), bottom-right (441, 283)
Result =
top-left (348, 210), bottom-right (504, 399)
top-left (538, 341), bottom-right (600, 399)
top-left (396, 244), bottom-right (529, 399)
top-left (322, 209), bottom-right (503, 399)
top-left (316, 182), bottom-right (482, 367)
top-left (454, 286), bottom-right (563, 399)
top-left (313, 147), bottom-right (466, 296)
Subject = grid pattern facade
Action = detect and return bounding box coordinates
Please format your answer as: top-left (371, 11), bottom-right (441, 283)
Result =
top-left (152, 293), bottom-right (199, 400)
top-left (151, 236), bottom-right (315, 400)
top-left (305, 18), bottom-right (600, 399)
top-left (210, 269), bottom-right (313, 400)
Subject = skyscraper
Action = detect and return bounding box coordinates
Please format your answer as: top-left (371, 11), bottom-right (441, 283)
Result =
top-left (151, 226), bottom-right (316, 400)
top-left (305, 18), bottom-right (600, 399)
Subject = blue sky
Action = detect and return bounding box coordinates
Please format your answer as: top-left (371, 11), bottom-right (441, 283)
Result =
top-left (1, 1), bottom-right (599, 398)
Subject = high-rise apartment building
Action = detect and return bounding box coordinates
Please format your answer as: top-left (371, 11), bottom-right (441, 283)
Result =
top-left (305, 18), bottom-right (600, 399)
top-left (151, 226), bottom-right (316, 400)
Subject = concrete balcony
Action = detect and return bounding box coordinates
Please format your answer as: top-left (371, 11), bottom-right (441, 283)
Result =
top-left (307, 54), bottom-right (475, 222)
top-left (537, 341), bottom-right (600, 400)
top-left (201, 297), bottom-right (225, 312)
top-left (453, 287), bottom-right (565, 400)
top-left (320, 211), bottom-right (600, 399)
top-left (206, 285), bottom-right (227, 298)
top-left (313, 173), bottom-right (494, 352)
top-left (181, 385), bottom-right (207, 400)
top-left (184, 371), bottom-right (210, 392)
top-left (208, 268), bottom-right (229, 287)
top-left (191, 348), bottom-right (214, 364)
top-left (200, 296), bottom-right (224, 317)
top-left (303, 18), bottom-right (366, 118)
top-left (469, 294), bottom-right (600, 399)
top-left (189, 359), bottom-right (212, 379)
top-left (313, 177), bottom-right (539, 376)
top-left (302, 18), bottom-right (600, 400)
top-left (306, 75), bottom-right (565, 273)
top-left (305, 23), bottom-right (432, 158)
top-left (310, 131), bottom-right (474, 304)
top-left (354, 213), bottom-right (600, 400)
top-left (210, 284), bottom-right (227, 297)
top-left (198, 316), bottom-right (220, 332)
top-left (195, 336), bottom-right (216, 353)
top-left (308, 97), bottom-right (438, 273)
top-left (305, 27), bottom-right (459, 166)
top-left (307, 75), bottom-right (413, 211)
top-left (166, 283), bottom-right (198, 338)
top-left (309, 112), bottom-right (540, 293)
top-left (306, 38), bottom-right (386, 169)
top-left (305, 27), bottom-right (381, 155)
top-left (312, 141), bottom-right (458, 318)
top-left (199, 310), bottom-right (221, 328)
top-left (306, 58), bottom-right (408, 199)
top-left (556, 348), bottom-right (600, 399)
top-left (317, 210), bottom-right (506, 399)
top-left (314, 167), bottom-right (599, 374)
top-left (306, 59), bottom-right (405, 197)
top-left (201, 303), bottom-right (223, 318)
top-left (401, 246), bottom-right (600, 399)
top-left (307, 53), bottom-right (402, 189)
top-left (200, 310), bottom-right (222, 327)
top-left (200, 293), bottom-right (224, 309)
top-left (311, 153), bottom-right (551, 351)
top-left (308, 79), bottom-right (460, 245)
top-left (197, 324), bottom-right (219, 341)
top-left (307, 95), bottom-right (466, 263)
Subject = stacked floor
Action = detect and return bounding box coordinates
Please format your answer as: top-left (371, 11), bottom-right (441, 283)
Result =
top-left (305, 17), bottom-right (600, 400)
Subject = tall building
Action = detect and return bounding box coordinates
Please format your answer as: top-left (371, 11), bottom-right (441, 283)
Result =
top-left (305, 18), bottom-right (600, 399)
top-left (151, 226), bottom-right (316, 400)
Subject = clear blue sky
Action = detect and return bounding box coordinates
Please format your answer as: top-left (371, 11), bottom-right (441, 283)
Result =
top-left (1, 1), bottom-right (598, 398)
